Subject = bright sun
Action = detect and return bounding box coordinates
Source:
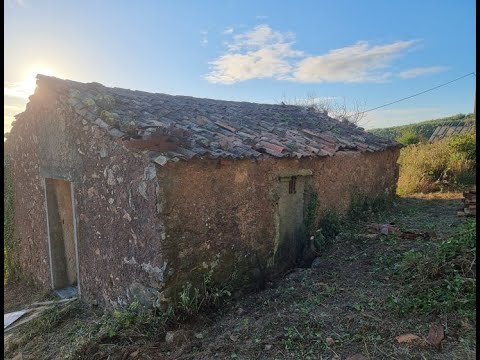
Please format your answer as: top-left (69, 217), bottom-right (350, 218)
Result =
top-left (23, 66), bottom-right (56, 95)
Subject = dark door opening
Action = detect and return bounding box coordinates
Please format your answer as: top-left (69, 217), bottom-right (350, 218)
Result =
top-left (45, 178), bottom-right (79, 297)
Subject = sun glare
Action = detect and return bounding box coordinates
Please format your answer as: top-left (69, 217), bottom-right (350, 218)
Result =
top-left (24, 66), bottom-right (55, 95)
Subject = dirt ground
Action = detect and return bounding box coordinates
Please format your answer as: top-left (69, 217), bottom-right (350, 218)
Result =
top-left (4, 193), bottom-right (476, 360)
top-left (4, 280), bottom-right (53, 313)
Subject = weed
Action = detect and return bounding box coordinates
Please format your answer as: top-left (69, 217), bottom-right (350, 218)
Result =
top-left (99, 300), bottom-right (174, 340)
top-left (311, 210), bottom-right (341, 250)
top-left (372, 253), bottom-right (400, 273)
top-left (348, 191), bottom-right (393, 221)
top-left (388, 219), bottom-right (476, 318)
top-left (283, 326), bottom-right (303, 350)
top-left (176, 256), bottom-right (233, 317)
top-left (178, 281), bottom-right (201, 315)
top-left (318, 211), bottom-right (341, 240)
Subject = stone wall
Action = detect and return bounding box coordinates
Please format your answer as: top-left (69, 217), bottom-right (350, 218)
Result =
top-left (7, 87), bottom-right (166, 306)
top-left (156, 148), bottom-right (399, 300)
top-left (7, 85), bottom-right (399, 307)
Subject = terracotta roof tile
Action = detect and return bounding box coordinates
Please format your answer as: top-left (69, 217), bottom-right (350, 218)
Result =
top-left (26, 75), bottom-right (401, 163)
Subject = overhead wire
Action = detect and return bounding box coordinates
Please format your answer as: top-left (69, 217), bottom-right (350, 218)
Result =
top-left (361, 72), bottom-right (475, 114)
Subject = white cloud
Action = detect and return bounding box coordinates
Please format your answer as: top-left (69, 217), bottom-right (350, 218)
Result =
top-left (399, 66), bottom-right (448, 79)
top-left (4, 80), bottom-right (37, 98)
top-left (205, 25), bottom-right (425, 85)
top-left (293, 40), bottom-right (417, 83)
top-left (205, 25), bottom-right (303, 84)
top-left (223, 27), bottom-right (234, 35)
top-left (227, 24), bottom-right (297, 51)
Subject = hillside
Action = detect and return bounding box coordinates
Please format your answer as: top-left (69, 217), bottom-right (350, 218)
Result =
top-left (368, 113), bottom-right (475, 140)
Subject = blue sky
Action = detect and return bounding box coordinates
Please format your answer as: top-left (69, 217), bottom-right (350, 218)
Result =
top-left (4, 0), bottom-right (476, 133)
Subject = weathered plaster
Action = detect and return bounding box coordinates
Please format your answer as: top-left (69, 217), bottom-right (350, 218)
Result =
top-left (7, 85), bottom-right (400, 307)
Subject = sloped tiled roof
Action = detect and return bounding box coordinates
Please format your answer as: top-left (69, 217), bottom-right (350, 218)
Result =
top-left (25, 75), bottom-right (399, 164)
top-left (429, 123), bottom-right (475, 142)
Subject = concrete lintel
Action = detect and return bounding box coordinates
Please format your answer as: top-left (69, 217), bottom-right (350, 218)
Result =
top-left (277, 169), bottom-right (313, 179)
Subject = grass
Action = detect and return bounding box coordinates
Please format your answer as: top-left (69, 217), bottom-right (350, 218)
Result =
top-left (5, 298), bottom-right (178, 359)
top-left (5, 300), bottom-right (83, 356)
top-left (387, 218), bottom-right (476, 319)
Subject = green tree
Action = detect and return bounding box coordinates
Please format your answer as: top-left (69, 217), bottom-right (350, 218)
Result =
top-left (396, 129), bottom-right (420, 145)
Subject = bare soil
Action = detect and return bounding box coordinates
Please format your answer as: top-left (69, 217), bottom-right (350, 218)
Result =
top-left (4, 193), bottom-right (476, 360)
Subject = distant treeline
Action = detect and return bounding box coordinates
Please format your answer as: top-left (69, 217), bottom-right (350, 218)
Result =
top-left (368, 113), bottom-right (475, 141)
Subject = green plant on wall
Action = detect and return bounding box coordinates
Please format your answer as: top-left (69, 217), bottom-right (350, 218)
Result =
top-left (304, 191), bottom-right (319, 239)
top-left (303, 191), bottom-right (342, 251)
top-left (4, 148), bottom-right (18, 284)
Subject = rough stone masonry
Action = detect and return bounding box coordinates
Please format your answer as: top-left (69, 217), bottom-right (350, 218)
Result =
top-left (6, 75), bottom-right (401, 307)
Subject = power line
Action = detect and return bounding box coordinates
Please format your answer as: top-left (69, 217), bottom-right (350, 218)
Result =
top-left (361, 72), bottom-right (475, 114)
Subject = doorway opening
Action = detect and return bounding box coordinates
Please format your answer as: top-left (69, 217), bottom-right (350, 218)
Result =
top-left (45, 178), bottom-right (79, 298)
top-left (274, 175), bottom-right (307, 273)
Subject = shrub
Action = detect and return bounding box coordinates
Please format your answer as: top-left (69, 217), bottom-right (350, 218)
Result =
top-left (318, 211), bottom-right (341, 240)
top-left (396, 128), bottom-right (421, 145)
top-left (448, 132), bottom-right (476, 163)
top-left (397, 132), bottom-right (476, 194)
top-left (312, 210), bottom-right (341, 250)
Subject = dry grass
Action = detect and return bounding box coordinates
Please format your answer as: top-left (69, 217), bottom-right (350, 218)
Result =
top-left (397, 133), bottom-right (475, 195)
top-left (402, 192), bottom-right (464, 200)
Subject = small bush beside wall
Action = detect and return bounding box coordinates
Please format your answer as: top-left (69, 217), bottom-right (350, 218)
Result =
top-left (397, 132), bottom-right (476, 195)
